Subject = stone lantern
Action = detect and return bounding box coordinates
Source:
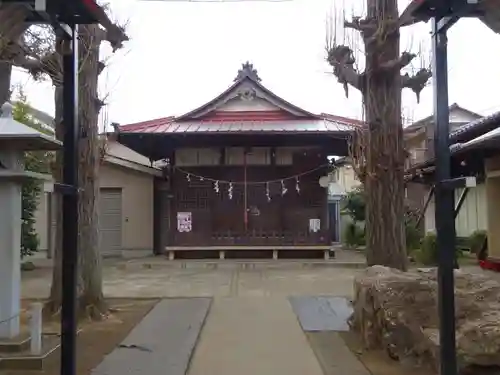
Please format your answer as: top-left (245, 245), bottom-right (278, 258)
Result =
top-left (0, 102), bottom-right (61, 339)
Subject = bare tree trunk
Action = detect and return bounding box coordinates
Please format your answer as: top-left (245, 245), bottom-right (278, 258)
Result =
top-left (48, 28), bottom-right (106, 318)
top-left (0, 5), bottom-right (30, 107)
top-left (77, 24), bottom-right (106, 317)
top-left (363, 0), bottom-right (407, 270)
top-left (0, 62), bottom-right (12, 108)
top-left (47, 84), bottom-right (64, 315)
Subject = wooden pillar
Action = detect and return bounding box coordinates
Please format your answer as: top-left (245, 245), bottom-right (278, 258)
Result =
top-left (167, 151), bottom-right (176, 249)
top-left (486, 176), bottom-right (500, 261)
top-left (153, 177), bottom-right (162, 255)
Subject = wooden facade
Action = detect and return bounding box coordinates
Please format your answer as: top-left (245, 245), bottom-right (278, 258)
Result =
top-left (166, 146), bottom-right (330, 248)
top-left (116, 62), bottom-right (357, 257)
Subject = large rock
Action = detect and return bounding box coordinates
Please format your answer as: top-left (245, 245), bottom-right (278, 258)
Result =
top-left (351, 266), bottom-right (500, 372)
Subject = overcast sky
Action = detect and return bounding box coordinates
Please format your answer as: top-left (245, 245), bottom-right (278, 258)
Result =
top-left (11, 0), bottom-right (500, 129)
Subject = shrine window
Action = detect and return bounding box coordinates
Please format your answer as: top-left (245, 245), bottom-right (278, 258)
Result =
top-left (225, 147), bottom-right (271, 165)
top-left (175, 148), bottom-right (220, 166)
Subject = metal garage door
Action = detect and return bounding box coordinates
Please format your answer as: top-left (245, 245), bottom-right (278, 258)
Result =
top-left (99, 188), bottom-right (123, 255)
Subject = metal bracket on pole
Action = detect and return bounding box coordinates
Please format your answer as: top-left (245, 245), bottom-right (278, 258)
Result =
top-left (441, 176), bottom-right (477, 190)
top-left (53, 183), bottom-right (80, 196)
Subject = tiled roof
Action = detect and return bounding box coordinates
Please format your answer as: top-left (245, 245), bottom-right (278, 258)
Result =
top-left (120, 118), bottom-right (354, 134)
top-left (449, 110), bottom-right (500, 144)
top-left (118, 110), bottom-right (361, 135)
top-left (405, 110), bottom-right (500, 178)
top-left (117, 63), bottom-right (361, 136)
top-left (119, 116), bottom-right (175, 133)
top-left (404, 103), bottom-right (480, 132)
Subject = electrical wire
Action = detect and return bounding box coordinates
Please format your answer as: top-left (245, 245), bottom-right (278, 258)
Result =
top-left (174, 163), bottom-right (331, 185)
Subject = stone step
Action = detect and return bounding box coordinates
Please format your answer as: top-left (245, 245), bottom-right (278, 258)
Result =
top-left (0, 335), bottom-right (59, 371)
top-left (0, 333), bottom-right (31, 353)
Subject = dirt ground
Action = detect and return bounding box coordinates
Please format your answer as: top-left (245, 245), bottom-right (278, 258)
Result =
top-left (306, 330), bottom-right (435, 375)
top-left (2, 299), bottom-right (158, 375)
top-left (339, 331), bottom-right (500, 375)
top-left (339, 331), bottom-right (434, 375)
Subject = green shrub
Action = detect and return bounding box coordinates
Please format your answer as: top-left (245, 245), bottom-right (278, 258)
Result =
top-left (406, 222), bottom-right (422, 251)
top-left (343, 222), bottom-right (365, 248)
top-left (416, 232), bottom-right (438, 265)
top-left (414, 232), bottom-right (465, 266)
top-left (468, 230), bottom-right (487, 254)
top-left (21, 174), bottom-right (41, 258)
top-left (341, 187), bottom-right (365, 223)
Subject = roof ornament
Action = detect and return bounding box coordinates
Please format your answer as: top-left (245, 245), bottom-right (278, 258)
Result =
top-left (234, 61), bottom-right (261, 82)
top-left (111, 122), bottom-right (121, 133)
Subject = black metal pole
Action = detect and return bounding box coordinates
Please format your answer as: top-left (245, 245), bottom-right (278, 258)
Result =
top-left (431, 16), bottom-right (458, 375)
top-left (60, 23), bottom-right (79, 375)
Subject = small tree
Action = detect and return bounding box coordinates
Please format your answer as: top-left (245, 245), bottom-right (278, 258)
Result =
top-left (342, 184), bottom-right (422, 251)
top-left (342, 186), bottom-right (366, 223)
top-left (12, 92), bottom-right (53, 258)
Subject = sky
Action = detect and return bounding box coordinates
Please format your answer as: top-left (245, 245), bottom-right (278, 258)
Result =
top-left (11, 0), bottom-right (500, 130)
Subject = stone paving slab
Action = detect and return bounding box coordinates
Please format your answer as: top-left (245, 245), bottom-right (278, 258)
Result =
top-left (92, 298), bottom-right (212, 375)
top-left (289, 296), bottom-right (353, 331)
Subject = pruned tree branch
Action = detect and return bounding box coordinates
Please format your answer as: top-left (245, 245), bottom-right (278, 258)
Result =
top-left (93, 96), bottom-right (105, 111)
top-left (93, 8), bottom-right (129, 51)
top-left (398, 1), bottom-right (430, 28)
top-left (379, 51), bottom-right (416, 71)
top-left (0, 4), bottom-right (30, 51)
top-left (402, 68), bottom-right (432, 103)
top-left (97, 60), bottom-right (106, 75)
top-left (326, 45), bottom-right (364, 97)
top-left (344, 16), bottom-right (377, 34)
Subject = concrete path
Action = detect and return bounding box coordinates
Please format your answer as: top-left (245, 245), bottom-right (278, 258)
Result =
top-left (187, 296), bottom-right (325, 375)
top-left (92, 298), bottom-right (211, 375)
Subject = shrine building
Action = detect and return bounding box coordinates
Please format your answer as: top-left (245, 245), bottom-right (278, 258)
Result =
top-left (113, 62), bottom-right (359, 260)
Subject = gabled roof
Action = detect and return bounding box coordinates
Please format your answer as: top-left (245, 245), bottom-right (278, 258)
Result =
top-left (175, 62), bottom-right (316, 121)
top-left (450, 110), bottom-right (500, 144)
top-left (404, 103), bottom-right (481, 133)
top-left (117, 62), bottom-right (361, 135)
top-left (405, 110), bottom-right (500, 180)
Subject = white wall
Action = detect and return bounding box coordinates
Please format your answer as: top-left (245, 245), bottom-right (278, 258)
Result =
top-left (425, 183), bottom-right (487, 237)
top-left (335, 165), bottom-right (360, 193)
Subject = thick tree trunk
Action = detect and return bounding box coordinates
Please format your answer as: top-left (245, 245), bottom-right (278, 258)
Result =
top-left (363, 0), bottom-right (407, 270)
top-left (0, 5), bottom-right (30, 107)
top-left (48, 27), bottom-right (106, 318)
top-left (47, 84), bottom-right (64, 315)
top-left (0, 62), bottom-right (12, 108)
top-left (77, 24), bottom-right (106, 318)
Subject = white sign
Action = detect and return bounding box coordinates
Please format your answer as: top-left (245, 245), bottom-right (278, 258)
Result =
top-left (177, 212), bottom-right (192, 233)
top-left (309, 218), bottom-right (321, 233)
